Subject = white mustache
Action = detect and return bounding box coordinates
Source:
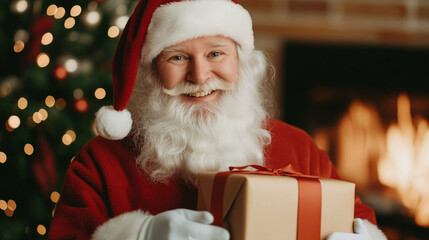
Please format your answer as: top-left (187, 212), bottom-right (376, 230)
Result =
top-left (162, 78), bottom-right (235, 97)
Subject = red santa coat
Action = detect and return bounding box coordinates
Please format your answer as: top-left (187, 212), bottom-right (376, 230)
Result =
top-left (48, 119), bottom-right (377, 239)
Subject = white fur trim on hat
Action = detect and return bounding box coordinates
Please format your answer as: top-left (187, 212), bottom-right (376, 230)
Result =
top-left (141, 0), bottom-right (254, 65)
top-left (91, 210), bottom-right (152, 240)
top-left (95, 106), bottom-right (132, 140)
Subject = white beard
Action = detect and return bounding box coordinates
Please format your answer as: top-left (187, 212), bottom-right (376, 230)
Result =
top-left (128, 50), bottom-right (272, 184)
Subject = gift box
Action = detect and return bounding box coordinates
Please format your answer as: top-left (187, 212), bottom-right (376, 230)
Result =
top-left (197, 165), bottom-right (355, 240)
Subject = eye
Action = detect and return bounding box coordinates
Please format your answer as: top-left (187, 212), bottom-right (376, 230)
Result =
top-left (169, 55), bottom-right (184, 61)
top-left (209, 52), bottom-right (222, 57)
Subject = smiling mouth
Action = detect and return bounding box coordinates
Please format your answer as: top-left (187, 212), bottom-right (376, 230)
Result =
top-left (184, 90), bottom-right (215, 98)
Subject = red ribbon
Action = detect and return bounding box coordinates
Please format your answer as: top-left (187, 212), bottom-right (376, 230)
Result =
top-left (210, 165), bottom-right (322, 240)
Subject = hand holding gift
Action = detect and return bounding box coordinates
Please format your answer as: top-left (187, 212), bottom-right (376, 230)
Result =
top-left (327, 219), bottom-right (371, 240)
top-left (139, 208), bottom-right (229, 240)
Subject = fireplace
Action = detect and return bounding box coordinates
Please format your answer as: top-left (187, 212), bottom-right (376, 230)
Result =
top-left (282, 41), bottom-right (429, 239)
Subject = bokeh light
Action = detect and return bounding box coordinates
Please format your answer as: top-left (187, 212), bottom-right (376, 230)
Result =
top-left (70, 5), bottom-right (82, 17)
top-left (17, 97), bottom-right (28, 110)
top-left (66, 130), bottom-right (76, 142)
top-left (46, 4), bottom-right (57, 16)
top-left (0, 200), bottom-right (6, 210)
top-left (73, 88), bottom-right (83, 99)
top-left (55, 98), bottom-right (66, 110)
top-left (7, 200), bottom-right (16, 211)
top-left (50, 191), bottom-right (60, 203)
top-left (8, 115), bottom-right (21, 129)
top-left (65, 59), bottom-right (78, 73)
top-left (13, 40), bottom-right (25, 53)
top-left (62, 133), bottom-right (72, 145)
top-left (64, 17), bottom-right (76, 29)
top-left (39, 109), bottom-right (48, 121)
top-left (94, 88), bottom-right (106, 100)
top-left (24, 143), bottom-right (34, 155)
top-left (54, 7), bottom-right (66, 19)
top-left (45, 95), bottom-right (55, 107)
top-left (41, 32), bottom-right (53, 45)
top-left (36, 53), bottom-right (50, 68)
top-left (0, 152), bottom-right (6, 164)
top-left (85, 11), bottom-right (101, 26)
top-left (32, 112), bottom-right (42, 124)
top-left (107, 26), bottom-right (120, 38)
top-left (37, 225), bottom-right (46, 235)
top-left (115, 16), bottom-right (128, 29)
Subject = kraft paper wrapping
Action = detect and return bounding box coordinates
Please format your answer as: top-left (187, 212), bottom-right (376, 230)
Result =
top-left (197, 173), bottom-right (355, 240)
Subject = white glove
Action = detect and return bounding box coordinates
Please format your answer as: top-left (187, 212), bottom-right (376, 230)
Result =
top-left (327, 218), bottom-right (371, 240)
top-left (139, 208), bottom-right (230, 240)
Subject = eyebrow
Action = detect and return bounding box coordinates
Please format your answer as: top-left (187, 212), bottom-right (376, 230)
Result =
top-left (211, 41), bottom-right (227, 47)
top-left (160, 46), bottom-right (184, 53)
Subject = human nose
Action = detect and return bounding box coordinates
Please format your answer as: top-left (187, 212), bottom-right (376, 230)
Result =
top-left (187, 57), bottom-right (210, 84)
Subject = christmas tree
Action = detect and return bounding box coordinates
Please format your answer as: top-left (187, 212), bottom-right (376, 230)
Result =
top-left (0, 0), bottom-right (136, 239)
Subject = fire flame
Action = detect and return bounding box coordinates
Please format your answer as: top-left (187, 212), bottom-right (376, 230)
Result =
top-left (378, 94), bottom-right (429, 227)
top-left (336, 93), bottom-right (429, 227)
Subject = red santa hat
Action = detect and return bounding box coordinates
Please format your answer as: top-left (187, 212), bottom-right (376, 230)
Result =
top-left (95, 0), bottom-right (254, 140)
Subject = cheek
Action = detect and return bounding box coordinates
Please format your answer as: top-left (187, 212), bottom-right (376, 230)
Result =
top-left (220, 59), bottom-right (239, 83)
top-left (156, 64), bottom-right (184, 89)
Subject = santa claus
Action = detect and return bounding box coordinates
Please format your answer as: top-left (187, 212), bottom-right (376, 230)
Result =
top-left (48, 0), bottom-right (387, 239)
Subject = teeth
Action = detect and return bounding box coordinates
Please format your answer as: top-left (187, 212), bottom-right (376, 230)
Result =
top-left (185, 90), bottom-right (214, 98)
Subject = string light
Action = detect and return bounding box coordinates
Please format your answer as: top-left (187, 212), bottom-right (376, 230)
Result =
top-left (8, 115), bottom-right (21, 129)
top-left (41, 32), bottom-right (53, 45)
top-left (0, 152), bottom-right (6, 164)
top-left (17, 97), bottom-right (28, 110)
top-left (46, 4), bottom-right (57, 16)
top-left (50, 191), bottom-right (60, 203)
top-left (70, 5), bottom-right (82, 17)
top-left (45, 95), bottom-right (55, 107)
top-left (13, 40), bottom-right (25, 53)
top-left (37, 225), bottom-right (46, 235)
top-left (94, 88), bottom-right (106, 100)
top-left (36, 53), bottom-right (50, 68)
top-left (65, 58), bottom-right (78, 73)
top-left (107, 26), bottom-right (120, 38)
top-left (64, 17), bottom-right (76, 29)
top-left (24, 144), bottom-right (34, 156)
top-left (54, 7), bottom-right (66, 19)
top-left (55, 98), bottom-right (66, 110)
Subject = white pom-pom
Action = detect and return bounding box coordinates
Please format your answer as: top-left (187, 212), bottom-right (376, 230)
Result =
top-left (95, 106), bottom-right (132, 140)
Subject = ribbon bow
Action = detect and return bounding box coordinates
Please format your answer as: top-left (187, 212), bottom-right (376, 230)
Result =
top-left (228, 164), bottom-right (322, 179)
